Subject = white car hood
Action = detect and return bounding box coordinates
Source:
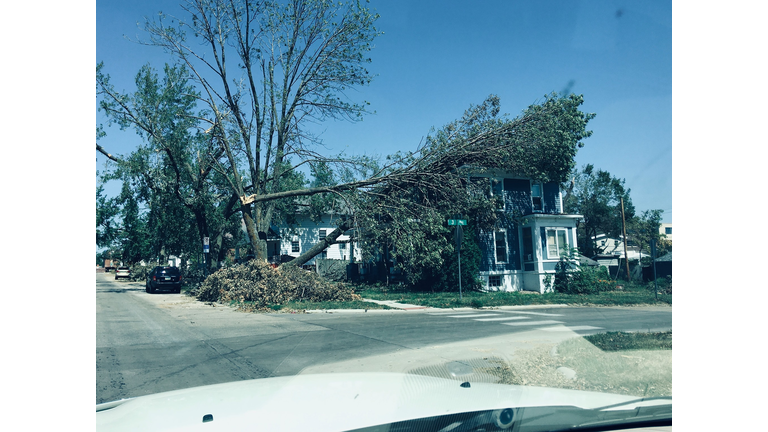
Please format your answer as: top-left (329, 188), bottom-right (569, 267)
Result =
top-left (96, 372), bottom-right (644, 432)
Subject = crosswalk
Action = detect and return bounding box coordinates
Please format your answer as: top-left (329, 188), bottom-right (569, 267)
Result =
top-left (427, 310), bottom-right (603, 333)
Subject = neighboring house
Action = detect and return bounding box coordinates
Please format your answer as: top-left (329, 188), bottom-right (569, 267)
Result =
top-left (471, 173), bottom-right (583, 293)
top-left (272, 212), bottom-right (361, 266)
top-left (659, 223), bottom-right (672, 242)
top-left (591, 234), bottom-right (648, 266)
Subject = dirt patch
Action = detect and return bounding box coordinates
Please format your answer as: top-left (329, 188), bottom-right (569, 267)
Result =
top-left (482, 336), bottom-right (671, 398)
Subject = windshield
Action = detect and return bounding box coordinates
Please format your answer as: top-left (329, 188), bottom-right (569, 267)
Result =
top-left (95, 1), bottom-right (673, 431)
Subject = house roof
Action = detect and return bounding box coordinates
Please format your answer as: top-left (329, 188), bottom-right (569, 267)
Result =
top-left (655, 251), bottom-right (672, 262)
top-left (578, 255), bottom-right (600, 266)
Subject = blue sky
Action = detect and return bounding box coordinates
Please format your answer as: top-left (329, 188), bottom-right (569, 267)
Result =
top-left (96, 0), bottom-right (672, 222)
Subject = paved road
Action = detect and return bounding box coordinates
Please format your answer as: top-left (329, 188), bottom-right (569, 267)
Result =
top-left (96, 273), bottom-right (671, 404)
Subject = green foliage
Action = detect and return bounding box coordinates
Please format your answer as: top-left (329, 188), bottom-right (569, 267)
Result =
top-left (98, 61), bottom-right (241, 270)
top-left (414, 222), bottom-right (483, 292)
top-left (128, 264), bottom-right (151, 282)
top-left (550, 248), bottom-right (614, 295)
top-left (627, 209), bottom-right (665, 256)
top-left (195, 260), bottom-right (360, 311)
top-left (648, 275), bottom-right (672, 295)
top-left (564, 165), bottom-right (633, 257)
top-left (355, 94), bottom-right (594, 291)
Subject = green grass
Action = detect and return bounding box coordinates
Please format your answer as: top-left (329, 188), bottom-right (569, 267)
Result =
top-left (584, 331), bottom-right (672, 351)
top-left (356, 282), bottom-right (671, 308)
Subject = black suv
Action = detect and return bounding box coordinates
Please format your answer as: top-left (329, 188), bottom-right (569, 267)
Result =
top-left (146, 266), bottom-right (182, 294)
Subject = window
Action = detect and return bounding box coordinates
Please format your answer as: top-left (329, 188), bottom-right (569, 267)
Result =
top-left (489, 275), bottom-right (502, 287)
top-left (546, 228), bottom-right (569, 259)
top-left (491, 178), bottom-right (504, 210)
top-left (531, 183), bottom-right (543, 212)
top-left (339, 242), bottom-right (346, 250)
top-left (665, 227), bottom-right (672, 235)
top-left (321, 250), bottom-right (327, 259)
top-left (291, 240), bottom-right (300, 253)
top-left (494, 229), bottom-right (507, 263)
top-left (522, 227), bottom-right (534, 262)
top-left (319, 229), bottom-right (327, 240)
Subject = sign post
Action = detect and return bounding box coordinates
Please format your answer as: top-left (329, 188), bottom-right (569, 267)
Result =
top-left (651, 239), bottom-right (658, 300)
top-left (203, 237), bottom-right (210, 277)
top-left (448, 218), bottom-right (467, 300)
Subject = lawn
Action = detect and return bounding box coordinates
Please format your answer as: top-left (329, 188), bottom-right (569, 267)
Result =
top-left (356, 281), bottom-right (671, 308)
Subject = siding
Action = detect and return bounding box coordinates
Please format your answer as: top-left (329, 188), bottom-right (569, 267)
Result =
top-left (502, 179), bottom-right (560, 216)
top-left (504, 179), bottom-right (532, 214)
top-left (479, 218), bottom-right (519, 272)
top-left (543, 182), bottom-right (561, 214)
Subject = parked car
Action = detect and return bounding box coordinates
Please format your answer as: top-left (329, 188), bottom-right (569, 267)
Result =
top-left (145, 266), bottom-right (182, 294)
top-left (114, 267), bottom-right (131, 280)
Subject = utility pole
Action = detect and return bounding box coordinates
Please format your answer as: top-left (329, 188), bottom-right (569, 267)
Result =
top-left (620, 197), bottom-right (630, 282)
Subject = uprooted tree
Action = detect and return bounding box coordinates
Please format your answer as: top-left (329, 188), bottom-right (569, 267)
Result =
top-left (319, 93), bottom-right (596, 284)
top-left (97, 0), bottom-right (595, 278)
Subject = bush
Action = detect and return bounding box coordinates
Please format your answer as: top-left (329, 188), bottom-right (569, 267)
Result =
top-left (564, 265), bottom-right (613, 295)
top-left (551, 248), bottom-right (615, 295)
top-left (195, 260), bottom-right (361, 311)
top-left (648, 275), bottom-right (672, 295)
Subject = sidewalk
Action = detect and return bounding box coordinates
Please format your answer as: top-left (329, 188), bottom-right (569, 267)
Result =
top-left (361, 299), bottom-right (434, 311)
top-left (307, 298), bottom-right (568, 313)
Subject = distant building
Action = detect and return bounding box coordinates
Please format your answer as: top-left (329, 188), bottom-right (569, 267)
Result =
top-left (659, 223), bottom-right (672, 242)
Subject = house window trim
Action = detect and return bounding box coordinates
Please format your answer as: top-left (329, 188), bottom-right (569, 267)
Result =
top-left (291, 236), bottom-right (300, 253)
top-left (545, 228), bottom-right (570, 260)
top-left (494, 229), bottom-right (508, 264)
top-left (531, 181), bottom-right (543, 213)
top-left (489, 274), bottom-right (502, 288)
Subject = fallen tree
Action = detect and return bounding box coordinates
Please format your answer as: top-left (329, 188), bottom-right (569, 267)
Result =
top-left (195, 260), bottom-right (360, 311)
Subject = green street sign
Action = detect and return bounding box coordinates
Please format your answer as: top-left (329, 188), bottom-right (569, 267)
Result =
top-left (448, 219), bottom-right (467, 226)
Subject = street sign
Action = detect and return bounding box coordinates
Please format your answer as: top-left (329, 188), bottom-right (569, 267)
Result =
top-left (448, 219), bottom-right (467, 226)
top-left (203, 237), bottom-right (210, 253)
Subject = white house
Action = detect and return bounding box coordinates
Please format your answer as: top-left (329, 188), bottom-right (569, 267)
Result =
top-left (272, 212), bottom-right (361, 265)
top-left (659, 223), bottom-right (672, 242)
top-left (590, 233), bottom-right (648, 266)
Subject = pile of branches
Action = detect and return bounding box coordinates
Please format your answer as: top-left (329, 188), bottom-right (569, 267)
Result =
top-left (196, 260), bottom-right (360, 311)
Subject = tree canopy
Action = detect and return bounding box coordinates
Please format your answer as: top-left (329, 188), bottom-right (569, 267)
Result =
top-left (97, 0), bottom-right (597, 283)
top-left (563, 164), bottom-right (634, 257)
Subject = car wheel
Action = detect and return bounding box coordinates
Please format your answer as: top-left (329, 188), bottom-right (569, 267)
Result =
top-left (149, 285), bottom-right (155, 294)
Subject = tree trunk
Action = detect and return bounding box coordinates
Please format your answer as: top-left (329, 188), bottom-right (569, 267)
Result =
top-left (241, 204), bottom-right (267, 261)
top-left (192, 207), bottom-right (212, 270)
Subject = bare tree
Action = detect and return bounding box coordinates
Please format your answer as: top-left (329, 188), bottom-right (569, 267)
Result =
top-left (138, 0), bottom-right (381, 260)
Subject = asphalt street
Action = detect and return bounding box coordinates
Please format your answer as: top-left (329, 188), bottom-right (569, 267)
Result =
top-left (95, 273), bottom-right (671, 404)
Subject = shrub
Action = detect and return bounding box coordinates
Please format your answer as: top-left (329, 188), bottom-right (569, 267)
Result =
top-left (565, 265), bottom-right (612, 295)
top-left (552, 248), bottom-right (615, 295)
top-left (648, 275), bottom-right (672, 295)
top-left (195, 260), bottom-right (361, 311)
